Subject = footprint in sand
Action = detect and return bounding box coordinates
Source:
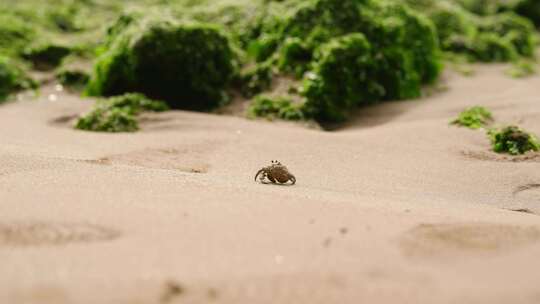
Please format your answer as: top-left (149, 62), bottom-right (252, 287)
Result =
top-left (49, 114), bottom-right (79, 126)
top-left (82, 147), bottom-right (212, 174)
top-left (401, 223), bottom-right (540, 258)
top-left (0, 221), bottom-right (120, 247)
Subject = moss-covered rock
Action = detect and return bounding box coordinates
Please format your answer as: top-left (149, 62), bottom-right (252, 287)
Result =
top-left (407, 0), bottom-right (536, 62)
top-left (75, 93), bottom-right (168, 132)
top-left (301, 2), bottom-right (442, 122)
top-left (428, 2), bottom-right (478, 52)
top-left (277, 37), bottom-right (312, 77)
top-left (247, 33), bottom-right (280, 63)
top-left (76, 107), bottom-right (139, 133)
top-left (451, 106), bottom-right (493, 129)
top-left (453, 0), bottom-right (509, 15)
top-left (0, 12), bottom-right (36, 56)
top-left (46, 3), bottom-right (84, 32)
top-left (56, 69), bottom-right (90, 90)
top-left (240, 0), bottom-right (442, 122)
top-left (488, 125), bottom-right (540, 155)
top-left (454, 0), bottom-right (540, 27)
top-left (22, 44), bottom-right (71, 70)
top-left (238, 62), bottom-right (274, 98)
top-left (506, 58), bottom-right (537, 78)
top-left (302, 33), bottom-right (378, 122)
top-left (515, 0), bottom-right (540, 27)
top-left (479, 12), bottom-right (536, 57)
top-left (0, 56), bottom-right (35, 102)
top-left (86, 15), bottom-right (236, 111)
top-left (248, 94), bottom-right (304, 120)
top-left (471, 33), bottom-right (518, 62)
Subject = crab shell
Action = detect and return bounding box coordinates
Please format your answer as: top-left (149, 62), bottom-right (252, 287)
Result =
top-left (255, 163), bottom-right (296, 184)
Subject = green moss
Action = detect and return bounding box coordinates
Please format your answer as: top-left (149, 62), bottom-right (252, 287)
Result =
top-left (376, 1), bottom-right (442, 84)
top-left (444, 52), bottom-right (475, 76)
top-left (22, 44), bottom-right (71, 70)
top-left (56, 69), bottom-right (90, 90)
top-left (514, 0), bottom-right (540, 27)
top-left (0, 56), bottom-right (35, 102)
top-left (75, 93), bottom-right (168, 133)
top-left (479, 12), bottom-right (536, 57)
top-left (100, 93), bottom-right (169, 114)
top-left (247, 33), bottom-right (280, 63)
top-left (277, 37), bottom-right (313, 78)
top-left (46, 3), bottom-right (84, 32)
top-left (506, 59), bottom-right (537, 78)
top-left (471, 33), bottom-right (518, 62)
top-left (488, 125), bottom-right (540, 155)
top-left (302, 33), bottom-right (379, 122)
top-left (254, 0), bottom-right (441, 123)
top-left (0, 12), bottom-right (36, 56)
top-left (428, 3), bottom-right (478, 52)
top-left (86, 16), bottom-right (236, 111)
top-left (451, 106), bottom-right (493, 129)
top-left (248, 95), bottom-right (304, 120)
top-left (409, 1), bottom-right (536, 63)
top-left (453, 0), bottom-right (510, 15)
top-left (238, 62), bottom-right (273, 98)
top-left (76, 107), bottom-right (139, 133)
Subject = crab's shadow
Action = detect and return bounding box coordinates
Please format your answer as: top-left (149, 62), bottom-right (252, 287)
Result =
top-left (257, 181), bottom-right (296, 187)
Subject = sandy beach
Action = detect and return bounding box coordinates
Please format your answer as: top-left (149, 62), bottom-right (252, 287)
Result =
top-left (2, 65), bottom-right (540, 303)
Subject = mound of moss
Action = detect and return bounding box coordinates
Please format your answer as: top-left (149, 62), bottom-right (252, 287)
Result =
top-left (515, 0), bottom-right (540, 27)
top-left (56, 69), bottom-right (90, 90)
top-left (46, 3), bottom-right (85, 32)
top-left (86, 15), bottom-right (236, 111)
top-left (488, 126), bottom-right (540, 155)
top-left (451, 106), bottom-right (493, 129)
top-left (302, 33), bottom-right (377, 122)
top-left (75, 93), bottom-right (168, 132)
top-left (506, 59), bottom-right (537, 78)
top-left (22, 44), bottom-right (71, 70)
top-left (238, 62), bottom-right (274, 98)
top-left (248, 95), bottom-right (304, 120)
top-left (454, 0), bottom-right (540, 27)
top-left (238, 0), bottom-right (442, 122)
top-left (453, 0), bottom-right (511, 15)
top-left (407, 0), bottom-right (536, 62)
top-left (0, 12), bottom-right (36, 56)
top-left (0, 56), bottom-right (35, 102)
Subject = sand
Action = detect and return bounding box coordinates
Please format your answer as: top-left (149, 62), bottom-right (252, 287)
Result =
top-left (1, 65), bottom-right (540, 304)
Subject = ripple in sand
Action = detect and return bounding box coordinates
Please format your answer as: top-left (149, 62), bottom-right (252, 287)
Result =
top-left (513, 183), bottom-right (540, 200)
top-left (401, 223), bottom-right (540, 258)
top-left (460, 150), bottom-right (540, 162)
top-left (0, 221), bottom-right (120, 247)
top-left (507, 208), bottom-right (536, 215)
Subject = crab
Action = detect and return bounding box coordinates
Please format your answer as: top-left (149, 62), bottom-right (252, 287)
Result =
top-left (254, 160), bottom-right (296, 185)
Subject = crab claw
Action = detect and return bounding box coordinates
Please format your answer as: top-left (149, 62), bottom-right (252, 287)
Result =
top-left (254, 169), bottom-right (265, 182)
top-left (289, 174), bottom-right (296, 185)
